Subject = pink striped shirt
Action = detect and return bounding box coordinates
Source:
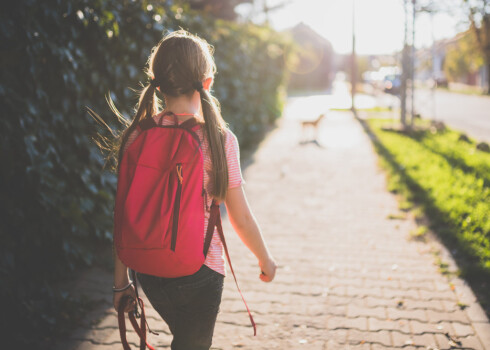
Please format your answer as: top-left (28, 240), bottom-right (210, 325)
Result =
top-left (123, 112), bottom-right (243, 276)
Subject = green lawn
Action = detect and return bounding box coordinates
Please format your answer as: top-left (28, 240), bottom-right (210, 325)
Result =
top-left (366, 119), bottom-right (490, 282)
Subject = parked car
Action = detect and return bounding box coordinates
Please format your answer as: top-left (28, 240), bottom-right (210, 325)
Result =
top-left (434, 75), bottom-right (448, 88)
top-left (384, 74), bottom-right (401, 95)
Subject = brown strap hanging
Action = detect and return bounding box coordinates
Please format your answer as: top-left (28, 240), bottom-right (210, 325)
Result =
top-left (204, 200), bottom-right (257, 336)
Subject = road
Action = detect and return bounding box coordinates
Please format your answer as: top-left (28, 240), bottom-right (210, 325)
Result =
top-left (298, 77), bottom-right (490, 143)
top-left (414, 88), bottom-right (490, 143)
top-left (368, 86), bottom-right (490, 143)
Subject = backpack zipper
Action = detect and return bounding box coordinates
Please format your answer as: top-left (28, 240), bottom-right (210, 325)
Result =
top-left (171, 163), bottom-right (183, 251)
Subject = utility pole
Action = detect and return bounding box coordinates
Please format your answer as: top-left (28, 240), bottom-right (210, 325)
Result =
top-left (263, 0), bottom-right (269, 23)
top-left (400, 0), bottom-right (408, 127)
top-left (261, 0), bottom-right (291, 24)
top-left (430, 8), bottom-right (436, 121)
top-left (351, 0), bottom-right (357, 111)
top-left (416, 2), bottom-right (437, 121)
top-left (410, 0), bottom-right (416, 127)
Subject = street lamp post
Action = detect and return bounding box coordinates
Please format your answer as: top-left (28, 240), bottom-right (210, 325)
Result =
top-left (351, 0), bottom-right (357, 111)
top-left (417, 3), bottom-right (437, 121)
top-left (411, 0), bottom-right (416, 127)
top-left (400, 0), bottom-right (408, 127)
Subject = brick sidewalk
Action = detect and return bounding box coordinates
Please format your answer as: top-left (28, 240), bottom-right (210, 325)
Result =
top-left (57, 109), bottom-right (490, 349)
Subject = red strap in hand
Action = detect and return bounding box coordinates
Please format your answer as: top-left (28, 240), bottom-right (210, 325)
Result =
top-left (118, 296), bottom-right (155, 350)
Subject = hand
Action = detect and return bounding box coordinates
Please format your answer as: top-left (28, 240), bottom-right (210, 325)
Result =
top-left (113, 284), bottom-right (137, 313)
top-left (259, 257), bottom-right (277, 282)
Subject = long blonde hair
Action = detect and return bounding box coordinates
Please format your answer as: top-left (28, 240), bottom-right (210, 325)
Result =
top-left (115, 30), bottom-right (229, 201)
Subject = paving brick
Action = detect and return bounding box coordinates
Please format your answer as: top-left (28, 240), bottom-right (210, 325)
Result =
top-left (347, 329), bottom-right (392, 347)
top-left (327, 316), bottom-right (369, 331)
top-left (347, 305), bottom-right (387, 319)
top-left (426, 309), bottom-right (470, 324)
top-left (369, 316), bottom-right (410, 333)
top-left (398, 279), bottom-right (436, 291)
top-left (74, 341), bottom-right (122, 350)
top-left (403, 298), bottom-right (446, 312)
top-left (386, 307), bottom-right (428, 322)
top-left (419, 289), bottom-right (457, 301)
top-left (410, 333), bottom-right (438, 348)
top-left (451, 321), bottom-right (475, 337)
top-left (325, 328), bottom-right (349, 344)
top-left (410, 319), bottom-right (453, 336)
top-left (458, 335), bottom-right (485, 350)
top-left (465, 303), bottom-right (490, 324)
top-left (364, 296), bottom-right (394, 308)
top-left (391, 331), bottom-right (437, 347)
top-left (473, 322), bottom-right (490, 350)
top-left (434, 332), bottom-right (452, 350)
top-left (383, 287), bottom-right (420, 300)
top-left (324, 302), bottom-right (348, 317)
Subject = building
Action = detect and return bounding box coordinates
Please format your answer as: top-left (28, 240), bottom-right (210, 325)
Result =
top-left (286, 23), bottom-right (334, 91)
top-left (416, 31), bottom-right (488, 90)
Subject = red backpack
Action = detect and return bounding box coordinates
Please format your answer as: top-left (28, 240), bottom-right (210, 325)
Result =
top-left (114, 112), bottom-right (209, 278)
top-left (114, 112), bottom-right (255, 349)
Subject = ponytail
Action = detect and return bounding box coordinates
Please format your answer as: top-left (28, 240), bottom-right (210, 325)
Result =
top-left (198, 87), bottom-right (229, 201)
top-left (116, 82), bottom-right (160, 169)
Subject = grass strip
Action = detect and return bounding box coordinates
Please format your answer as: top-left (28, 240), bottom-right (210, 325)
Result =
top-left (365, 119), bottom-right (490, 284)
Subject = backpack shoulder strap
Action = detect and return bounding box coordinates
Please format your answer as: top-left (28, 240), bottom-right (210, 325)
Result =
top-left (137, 117), bottom-right (157, 132)
top-left (179, 117), bottom-right (200, 130)
top-left (179, 117), bottom-right (202, 146)
top-left (203, 202), bottom-right (217, 257)
top-left (159, 111), bottom-right (179, 125)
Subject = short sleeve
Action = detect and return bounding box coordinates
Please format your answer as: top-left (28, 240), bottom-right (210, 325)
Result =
top-left (225, 129), bottom-right (244, 189)
top-left (122, 127), bottom-right (141, 154)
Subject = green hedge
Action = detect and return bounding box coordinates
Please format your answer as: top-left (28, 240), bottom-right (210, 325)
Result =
top-left (0, 0), bottom-right (290, 344)
top-left (366, 119), bottom-right (490, 279)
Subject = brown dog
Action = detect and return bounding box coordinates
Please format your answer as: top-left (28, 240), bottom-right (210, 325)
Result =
top-left (301, 113), bottom-right (325, 142)
top-left (301, 113), bottom-right (325, 129)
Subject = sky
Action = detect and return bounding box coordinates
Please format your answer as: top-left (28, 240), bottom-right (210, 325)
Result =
top-left (237, 0), bottom-right (469, 55)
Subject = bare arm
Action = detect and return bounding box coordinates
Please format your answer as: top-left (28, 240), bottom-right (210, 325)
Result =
top-left (113, 246), bottom-right (136, 312)
top-left (224, 186), bottom-right (277, 282)
top-left (114, 248), bottom-right (130, 287)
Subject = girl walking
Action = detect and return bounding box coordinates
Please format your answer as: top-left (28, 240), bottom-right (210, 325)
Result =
top-left (112, 30), bottom-right (277, 350)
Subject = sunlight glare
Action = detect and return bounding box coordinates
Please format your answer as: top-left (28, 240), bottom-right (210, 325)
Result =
top-left (267, 0), bottom-right (461, 55)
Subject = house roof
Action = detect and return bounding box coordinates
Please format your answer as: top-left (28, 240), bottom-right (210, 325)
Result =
top-left (288, 22), bottom-right (333, 50)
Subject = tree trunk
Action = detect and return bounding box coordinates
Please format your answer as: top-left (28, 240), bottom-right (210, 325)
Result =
top-left (487, 62), bottom-right (490, 94)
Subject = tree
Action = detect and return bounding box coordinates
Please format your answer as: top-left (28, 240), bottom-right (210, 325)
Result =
top-left (444, 30), bottom-right (485, 82)
top-left (183, 0), bottom-right (252, 20)
top-left (462, 0), bottom-right (490, 93)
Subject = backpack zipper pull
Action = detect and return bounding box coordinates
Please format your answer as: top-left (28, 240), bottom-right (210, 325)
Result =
top-left (176, 164), bottom-right (183, 184)
top-left (171, 163), bottom-right (183, 252)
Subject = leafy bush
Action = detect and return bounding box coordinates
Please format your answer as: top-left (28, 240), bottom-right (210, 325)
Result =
top-left (195, 20), bottom-right (290, 146)
top-left (0, 0), bottom-right (290, 344)
top-left (366, 119), bottom-right (490, 286)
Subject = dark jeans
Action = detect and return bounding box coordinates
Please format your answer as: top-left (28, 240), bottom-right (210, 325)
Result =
top-left (137, 265), bottom-right (224, 350)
